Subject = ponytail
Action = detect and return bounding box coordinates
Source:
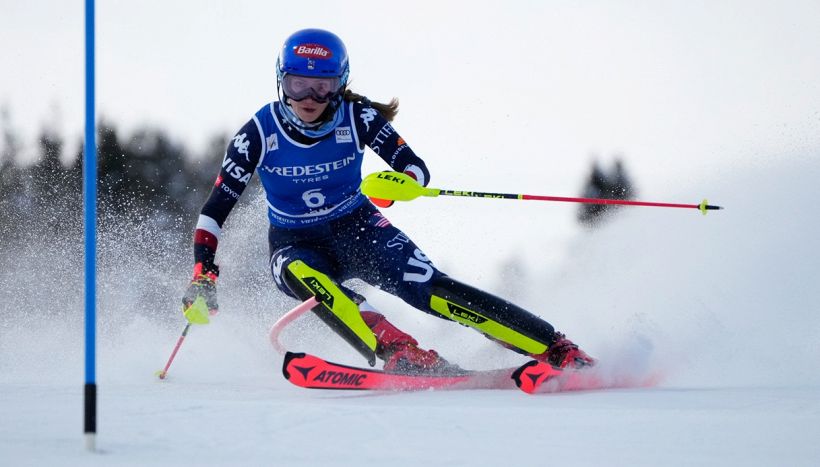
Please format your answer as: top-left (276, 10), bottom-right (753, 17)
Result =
top-left (343, 89), bottom-right (399, 122)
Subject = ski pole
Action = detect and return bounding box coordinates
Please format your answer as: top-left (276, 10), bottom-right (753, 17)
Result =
top-left (156, 296), bottom-right (211, 380)
top-left (156, 323), bottom-right (191, 380)
top-left (361, 171), bottom-right (723, 214)
top-left (270, 297), bottom-right (319, 354)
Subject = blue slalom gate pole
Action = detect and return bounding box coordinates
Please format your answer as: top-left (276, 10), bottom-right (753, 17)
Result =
top-left (84, 0), bottom-right (97, 452)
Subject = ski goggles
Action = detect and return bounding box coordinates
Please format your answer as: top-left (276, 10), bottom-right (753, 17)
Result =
top-left (281, 74), bottom-right (342, 103)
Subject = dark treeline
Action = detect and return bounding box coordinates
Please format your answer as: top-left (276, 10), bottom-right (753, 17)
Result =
top-left (0, 117), bottom-right (228, 243)
top-left (0, 114), bottom-right (638, 244)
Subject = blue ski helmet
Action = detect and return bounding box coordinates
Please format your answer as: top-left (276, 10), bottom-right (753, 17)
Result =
top-left (276, 29), bottom-right (350, 104)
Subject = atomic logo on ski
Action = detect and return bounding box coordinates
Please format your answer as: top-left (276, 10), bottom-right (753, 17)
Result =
top-left (312, 370), bottom-right (368, 387)
top-left (293, 365), bottom-right (315, 380)
top-left (525, 371), bottom-right (544, 386)
top-left (512, 360), bottom-right (562, 394)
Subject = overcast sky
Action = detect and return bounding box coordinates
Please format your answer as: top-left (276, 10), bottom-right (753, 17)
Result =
top-left (2, 1), bottom-right (819, 269)
top-left (3, 1), bottom-right (819, 168)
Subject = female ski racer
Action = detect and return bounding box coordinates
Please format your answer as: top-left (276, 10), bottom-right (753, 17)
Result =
top-left (182, 28), bottom-right (594, 373)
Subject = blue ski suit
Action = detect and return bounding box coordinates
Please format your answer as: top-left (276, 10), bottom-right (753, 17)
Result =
top-left (194, 99), bottom-right (439, 310)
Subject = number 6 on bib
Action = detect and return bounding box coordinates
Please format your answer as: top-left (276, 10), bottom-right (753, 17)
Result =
top-left (302, 188), bottom-right (325, 208)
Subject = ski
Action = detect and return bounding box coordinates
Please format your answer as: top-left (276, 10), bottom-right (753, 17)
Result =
top-left (511, 360), bottom-right (660, 394)
top-left (282, 351), bottom-right (518, 391)
top-left (283, 352), bottom-right (659, 394)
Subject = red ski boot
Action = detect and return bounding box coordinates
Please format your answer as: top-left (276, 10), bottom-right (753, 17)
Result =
top-left (361, 310), bottom-right (458, 374)
top-left (536, 333), bottom-right (596, 369)
top-left (382, 343), bottom-right (451, 374)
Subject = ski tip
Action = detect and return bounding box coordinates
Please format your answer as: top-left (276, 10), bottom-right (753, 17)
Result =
top-left (511, 360), bottom-right (568, 394)
top-left (283, 351), bottom-right (304, 364)
top-left (511, 360), bottom-right (540, 393)
top-left (282, 352), bottom-right (306, 380)
top-left (511, 360), bottom-right (539, 376)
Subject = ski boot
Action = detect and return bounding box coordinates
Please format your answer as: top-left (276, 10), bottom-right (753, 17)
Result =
top-left (382, 343), bottom-right (454, 374)
top-left (536, 332), bottom-right (596, 369)
top-left (361, 309), bottom-right (459, 375)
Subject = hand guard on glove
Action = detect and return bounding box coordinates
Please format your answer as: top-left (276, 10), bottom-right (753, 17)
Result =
top-left (368, 169), bottom-right (422, 208)
top-left (182, 262), bottom-right (219, 319)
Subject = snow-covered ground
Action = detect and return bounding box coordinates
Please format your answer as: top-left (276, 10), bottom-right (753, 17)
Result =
top-left (2, 154), bottom-right (819, 466)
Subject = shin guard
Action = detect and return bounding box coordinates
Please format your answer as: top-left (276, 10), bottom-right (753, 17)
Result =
top-left (429, 276), bottom-right (555, 355)
top-left (283, 260), bottom-right (377, 366)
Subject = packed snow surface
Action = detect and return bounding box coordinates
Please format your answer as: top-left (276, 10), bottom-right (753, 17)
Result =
top-left (2, 155), bottom-right (819, 466)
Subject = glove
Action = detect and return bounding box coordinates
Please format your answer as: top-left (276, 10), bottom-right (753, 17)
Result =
top-left (369, 197), bottom-right (394, 208)
top-left (182, 262), bottom-right (219, 323)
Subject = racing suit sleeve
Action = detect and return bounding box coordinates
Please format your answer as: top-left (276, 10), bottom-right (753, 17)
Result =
top-left (193, 119), bottom-right (264, 269)
top-left (352, 102), bottom-right (431, 186)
